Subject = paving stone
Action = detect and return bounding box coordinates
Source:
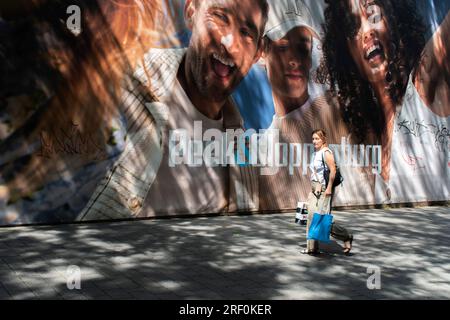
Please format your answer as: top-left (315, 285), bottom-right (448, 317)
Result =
top-left (0, 287), bottom-right (11, 299)
top-left (127, 289), bottom-right (159, 300)
top-left (104, 288), bottom-right (135, 299)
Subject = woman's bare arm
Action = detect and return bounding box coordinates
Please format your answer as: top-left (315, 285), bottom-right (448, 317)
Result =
top-left (324, 150), bottom-right (336, 195)
top-left (415, 11), bottom-right (450, 117)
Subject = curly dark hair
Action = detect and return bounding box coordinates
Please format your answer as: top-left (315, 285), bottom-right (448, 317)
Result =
top-left (317, 0), bottom-right (426, 143)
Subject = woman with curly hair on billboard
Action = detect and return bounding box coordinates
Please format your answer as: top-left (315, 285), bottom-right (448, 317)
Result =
top-left (318, 0), bottom-right (450, 203)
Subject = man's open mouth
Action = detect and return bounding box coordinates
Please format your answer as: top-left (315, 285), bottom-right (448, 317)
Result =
top-left (211, 52), bottom-right (236, 78)
top-left (364, 41), bottom-right (385, 62)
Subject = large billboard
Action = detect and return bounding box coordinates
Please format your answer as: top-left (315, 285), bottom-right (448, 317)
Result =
top-left (0, 0), bottom-right (449, 225)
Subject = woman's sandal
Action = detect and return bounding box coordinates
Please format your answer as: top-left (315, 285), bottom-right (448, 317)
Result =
top-left (301, 249), bottom-right (320, 255)
top-left (343, 235), bottom-right (353, 255)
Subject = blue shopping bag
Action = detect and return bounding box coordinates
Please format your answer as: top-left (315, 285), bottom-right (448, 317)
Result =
top-left (307, 213), bottom-right (333, 243)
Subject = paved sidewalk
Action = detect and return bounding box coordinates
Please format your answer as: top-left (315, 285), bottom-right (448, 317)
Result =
top-left (0, 206), bottom-right (449, 300)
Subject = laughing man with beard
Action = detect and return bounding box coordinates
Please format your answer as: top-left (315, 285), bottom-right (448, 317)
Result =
top-left (79, 0), bottom-right (268, 220)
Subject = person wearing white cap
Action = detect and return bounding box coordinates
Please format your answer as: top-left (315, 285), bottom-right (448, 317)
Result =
top-left (258, 0), bottom-right (352, 255)
top-left (262, 0), bottom-right (331, 127)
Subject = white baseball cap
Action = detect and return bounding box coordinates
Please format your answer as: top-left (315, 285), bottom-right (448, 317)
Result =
top-left (264, 0), bottom-right (321, 41)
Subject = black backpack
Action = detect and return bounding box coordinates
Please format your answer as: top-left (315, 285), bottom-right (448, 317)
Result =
top-left (322, 151), bottom-right (343, 188)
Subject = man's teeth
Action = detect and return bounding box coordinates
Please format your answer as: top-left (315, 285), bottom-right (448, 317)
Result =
top-left (366, 44), bottom-right (382, 58)
top-left (213, 53), bottom-right (235, 67)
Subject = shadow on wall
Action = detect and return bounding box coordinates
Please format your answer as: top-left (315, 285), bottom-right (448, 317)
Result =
top-left (0, 0), bottom-right (181, 225)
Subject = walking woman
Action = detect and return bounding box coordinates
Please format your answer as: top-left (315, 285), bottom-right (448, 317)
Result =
top-left (303, 129), bottom-right (353, 255)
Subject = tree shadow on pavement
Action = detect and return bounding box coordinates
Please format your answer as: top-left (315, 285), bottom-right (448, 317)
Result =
top-left (0, 206), bottom-right (449, 299)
